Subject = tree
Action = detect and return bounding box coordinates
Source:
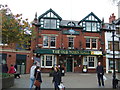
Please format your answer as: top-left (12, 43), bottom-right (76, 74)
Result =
top-left (0, 5), bottom-right (34, 49)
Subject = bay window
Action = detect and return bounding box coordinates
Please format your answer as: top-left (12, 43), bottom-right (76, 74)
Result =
top-left (83, 56), bottom-right (97, 68)
top-left (41, 55), bottom-right (56, 68)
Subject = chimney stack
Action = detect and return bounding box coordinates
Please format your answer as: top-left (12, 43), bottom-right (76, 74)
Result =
top-left (109, 13), bottom-right (116, 24)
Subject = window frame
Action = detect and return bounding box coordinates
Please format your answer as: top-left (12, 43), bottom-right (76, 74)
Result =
top-left (83, 56), bottom-right (97, 68)
top-left (92, 38), bottom-right (97, 49)
top-left (43, 36), bottom-right (56, 48)
top-left (86, 38), bottom-right (91, 49)
top-left (86, 38), bottom-right (98, 49)
top-left (43, 36), bottom-right (49, 48)
top-left (68, 37), bottom-right (74, 49)
top-left (41, 55), bottom-right (56, 68)
top-left (50, 36), bottom-right (56, 48)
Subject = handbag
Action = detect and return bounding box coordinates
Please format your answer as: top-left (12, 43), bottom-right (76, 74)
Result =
top-left (103, 75), bottom-right (107, 81)
top-left (58, 83), bottom-right (65, 90)
top-left (34, 72), bottom-right (41, 87)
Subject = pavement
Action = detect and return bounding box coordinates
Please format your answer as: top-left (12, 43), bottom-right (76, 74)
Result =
top-left (3, 73), bottom-right (120, 89)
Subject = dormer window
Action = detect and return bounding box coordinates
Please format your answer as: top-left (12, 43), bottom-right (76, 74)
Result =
top-left (44, 19), bottom-right (57, 29)
top-left (38, 9), bottom-right (62, 30)
top-left (78, 12), bottom-right (102, 32)
top-left (67, 21), bottom-right (76, 26)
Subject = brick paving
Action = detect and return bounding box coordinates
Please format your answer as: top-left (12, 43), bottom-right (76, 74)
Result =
top-left (5, 73), bottom-right (120, 89)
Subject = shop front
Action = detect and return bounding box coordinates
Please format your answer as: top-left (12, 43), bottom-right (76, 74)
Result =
top-left (34, 49), bottom-right (103, 73)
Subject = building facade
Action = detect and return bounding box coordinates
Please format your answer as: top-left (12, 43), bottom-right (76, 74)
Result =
top-left (105, 13), bottom-right (120, 73)
top-left (0, 44), bottom-right (33, 74)
top-left (32, 9), bottom-right (106, 73)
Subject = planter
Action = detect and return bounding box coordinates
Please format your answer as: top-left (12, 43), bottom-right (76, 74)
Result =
top-left (1, 73), bottom-right (14, 89)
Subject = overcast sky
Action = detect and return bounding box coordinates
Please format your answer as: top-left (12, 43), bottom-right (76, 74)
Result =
top-left (1, 0), bottom-right (118, 23)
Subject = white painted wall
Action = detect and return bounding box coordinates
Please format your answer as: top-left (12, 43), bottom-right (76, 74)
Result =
top-left (105, 31), bottom-right (120, 73)
top-left (118, 1), bottom-right (120, 18)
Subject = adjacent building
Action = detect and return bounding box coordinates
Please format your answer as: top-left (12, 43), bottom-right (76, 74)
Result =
top-left (104, 1), bottom-right (120, 73)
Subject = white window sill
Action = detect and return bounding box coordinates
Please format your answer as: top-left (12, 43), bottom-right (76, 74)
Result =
top-left (41, 66), bottom-right (53, 68)
top-left (88, 67), bottom-right (96, 69)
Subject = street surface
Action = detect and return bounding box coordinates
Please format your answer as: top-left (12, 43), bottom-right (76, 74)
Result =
top-left (3, 73), bottom-right (120, 89)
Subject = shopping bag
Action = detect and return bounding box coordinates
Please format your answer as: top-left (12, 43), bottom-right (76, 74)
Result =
top-left (58, 83), bottom-right (65, 90)
top-left (34, 80), bottom-right (41, 87)
top-left (103, 75), bottom-right (107, 81)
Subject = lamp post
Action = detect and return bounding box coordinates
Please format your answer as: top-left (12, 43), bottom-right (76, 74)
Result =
top-left (112, 31), bottom-right (116, 89)
top-left (111, 21), bottom-right (117, 89)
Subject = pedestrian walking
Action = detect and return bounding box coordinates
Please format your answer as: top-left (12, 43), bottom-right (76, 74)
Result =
top-left (29, 62), bottom-right (37, 90)
top-left (34, 66), bottom-right (42, 90)
top-left (8, 64), bottom-right (16, 74)
top-left (52, 66), bottom-right (62, 90)
top-left (96, 62), bottom-right (105, 87)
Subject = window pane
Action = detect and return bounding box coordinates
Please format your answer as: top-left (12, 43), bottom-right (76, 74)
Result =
top-left (92, 39), bottom-right (97, 48)
top-left (50, 37), bottom-right (56, 47)
top-left (43, 36), bottom-right (48, 47)
top-left (68, 37), bottom-right (74, 48)
top-left (92, 23), bottom-right (97, 31)
top-left (51, 19), bottom-right (56, 29)
top-left (114, 41), bottom-right (119, 51)
top-left (42, 56), bottom-right (44, 66)
top-left (46, 56), bottom-right (52, 66)
top-left (86, 38), bottom-right (90, 48)
top-left (86, 22), bottom-right (91, 31)
top-left (88, 57), bottom-right (94, 67)
top-left (44, 19), bottom-right (50, 28)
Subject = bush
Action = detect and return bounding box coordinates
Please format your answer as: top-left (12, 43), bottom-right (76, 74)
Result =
top-left (1, 73), bottom-right (14, 89)
top-left (0, 73), bottom-right (14, 78)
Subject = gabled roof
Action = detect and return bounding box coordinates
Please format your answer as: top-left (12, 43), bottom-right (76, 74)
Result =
top-left (78, 12), bottom-right (102, 24)
top-left (38, 8), bottom-right (62, 20)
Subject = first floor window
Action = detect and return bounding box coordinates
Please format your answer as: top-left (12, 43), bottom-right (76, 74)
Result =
top-left (68, 37), bottom-right (74, 49)
top-left (43, 36), bottom-right (56, 48)
top-left (86, 38), bottom-right (98, 49)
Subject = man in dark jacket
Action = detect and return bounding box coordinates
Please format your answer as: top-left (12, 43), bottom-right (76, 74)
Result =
top-left (96, 62), bottom-right (104, 87)
top-left (52, 67), bottom-right (61, 90)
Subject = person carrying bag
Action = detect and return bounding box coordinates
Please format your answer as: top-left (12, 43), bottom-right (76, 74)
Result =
top-left (34, 66), bottom-right (42, 90)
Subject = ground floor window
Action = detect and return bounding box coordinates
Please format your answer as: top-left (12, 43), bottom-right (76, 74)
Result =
top-left (41, 55), bottom-right (57, 68)
top-left (83, 56), bottom-right (97, 68)
top-left (109, 59), bottom-right (119, 70)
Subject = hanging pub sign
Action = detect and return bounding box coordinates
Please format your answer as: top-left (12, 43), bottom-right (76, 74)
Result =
top-left (62, 29), bottom-right (80, 35)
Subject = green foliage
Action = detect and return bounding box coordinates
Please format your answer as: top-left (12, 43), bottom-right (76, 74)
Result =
top-left (0, 5), bottom-right (35, 49)
top-left (0, 73), bottom-right (14, 78)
